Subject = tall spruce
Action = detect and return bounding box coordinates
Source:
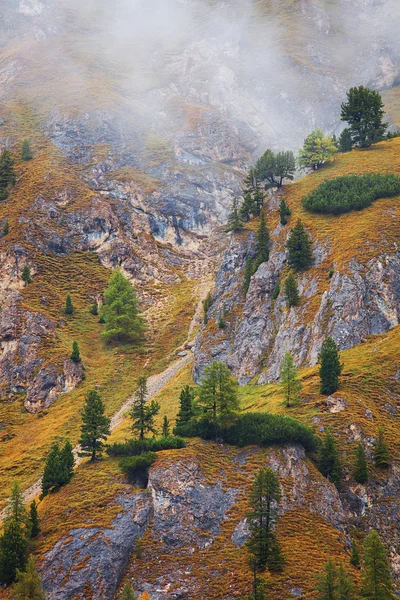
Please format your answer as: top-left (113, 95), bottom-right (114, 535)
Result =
top-left (361, 530), bottom-right (394, 600)
top-left (319, 337), bottom-right (342, 395)
top-left (319, 429), bottom-right (341, 487)
top-left (64, 294), bottom-right (74, 315)
top-left (0, 149), bottom-right (16, 201)
top-left (286, 219), bottom-right (313, 272)
top-left (60, 440), bottom-right (75, 484)
top-left (79, 390), bottom-right (110, 461)
top-left (162, 415), bottom-right (170, 438)
top-left (353, 442), bottom-right (368, 483)
top-left (198, 360), bottom-right (239, 425)
top-left (374, 428), bottom-right (390, 469)
top-left (254, 211), bottom-right (270, 269)
top-left (341, 86), bottom-right (388, 148)
top-left (70, 340), bottom-right (81, 362)
top-left (130, 376), bottom-right (160, 441)
top-left (29, 501), bottom-right (40, 539)
top-left (0, 483), bottom-right (30, 584)
top-left (226, 198), bottom-right (243, 232)
top-left (247, 467), bottom-right (284, 573)
top-left (13, 555), bottom-right (45, 600)
top-left (41, 440), bottom-right (75, 498)
top-left (280, 352), bottom-right (302, 407)
top-left (284, 273), bottom-right (299, 307)
top-left (101, 269), bottom-right (146, 344)
top-left (279, 198), bottom-right (291, 225)
top-left (176, 385), bottom-right (195, 427)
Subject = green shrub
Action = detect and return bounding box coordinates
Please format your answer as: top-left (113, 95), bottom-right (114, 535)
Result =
top-left (107, 435), bottom-right (185, 457)
top-left (119, 452), bottom-right (156, 480)
top-left (302, 173), bottom-right (400, 214)
top-left (175, 413), bottom-right (316, 452)
top-left (272, 280), bottom-right (280, 300)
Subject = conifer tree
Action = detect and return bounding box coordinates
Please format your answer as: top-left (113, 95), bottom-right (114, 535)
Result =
top-left (338, 128), bottom-right (353, 153)
top-left (361, 530), bottom-right (393, 600)
top-left (243, 256), bottom-right (255, 295)
top-left (319, 428), bottom-right (341, 487)
top-left (254, 211), bottom-right (270, 269)
top-left (247, 468), bottom-right (284, 573)
top-left (60, 440), bottom-right (75, 485)
top-left (256, 149), bottom-right (296, 188)
top-left (41, 444), bottom-right (62, 498)
top-left (176, 385), bottom-right (195, 427)
top-left (162, 415), bottom-right (170, 438)
top-left (64, 294), bottom-right (74, 315)
top-left (90, 302), bottom-right (98, 315)
top-left (226, 198), bottom-right (243, 232)
top-left (279, 198), bottom-right (291, 225)
top-left (13, 555), bottom-right (45, 600)
top-left (0, 483), bottom-right (29, 584)
top-left (350, 540), bottom-right (360, 568)
top-left (22, 265), bottom-right (32, 285)
top-left (298, 129), bottom-right (337, 170)
top-left (374, 428), bottom-right (390, 469)
top-left (198, 361), bottom-right (239, 425)
top-left (0, 149), bottom-right (16, 201)
top-left (353, 442), bottom-right (368, 483)
top-left (284, 273), bottom-right (299, 307)
top-left (341, 86), bottom-right (388, 148)
top-left (315, 558), bottom-right (337, 600)
top-left (21, 140), bottom-right (33, 161)
top-left (79, 390), bottom-right (110, 462)
top-left (130, 377), bottom-right (160, 442)
top-left (101, 269), bottom-right (146, 344)
top-left (203, 292), bottom-right (212, 324)
top-left (120, 583), bottom-right (138, 600)
top-left (29, 501), bottom-right (40, 539)
top-left (2, 218), bottom-right (9, 236)
top-left (70, 341), bottom-right (81, 362)
top-left (337, 562), bottom-right (355, 600)
top-left (286, 219), bottom-right (313, 271)
top-left (280, 352), bottom-right (302, 407)
top-left (240, 168), bottom-right (264, 221)
top-left (319, 337), bottom-right (343, 395)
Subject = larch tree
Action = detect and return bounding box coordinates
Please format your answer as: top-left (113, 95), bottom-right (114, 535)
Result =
top-left (0, 483), bottom-right (30, 584)
top-left (198, 360), bottom-right (239, 425)
top-left (298, 129), bottom-right (337, 170)
top-left (175, 385), bottom-right (195, 427)
top-left (280, 352), bottom-right (302, 407)
top-left (79, 390), bottom-right (111, 462)
top-left (315, 559), bottom-right (337, 600)
top-left (361, 530), bottom-right (394, 600)
top-left (13, 555), bottom-right (45, 600)
top-left (130, 376), bottom-right (160, 441)
top-left (29, 501), bottom-right (40, 539)
top-left (101, 269), bottom-right (146, 344)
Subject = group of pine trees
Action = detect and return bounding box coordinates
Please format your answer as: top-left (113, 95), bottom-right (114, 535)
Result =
top-left (315, 530), bottom-right (393, 600)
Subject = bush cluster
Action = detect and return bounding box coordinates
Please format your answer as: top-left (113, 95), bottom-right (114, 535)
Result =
top-left (175, 413), bottom-right (316, 451)
top-left (119, 452), bottom-right (156, 479)
top-left (302, 173), bottom-right (400, 214)
top-left (106, 435), bottom-right (185, 456)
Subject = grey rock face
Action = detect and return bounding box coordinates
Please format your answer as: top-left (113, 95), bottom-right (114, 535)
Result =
top-left (194, 231), bottom-right (400, 384)
top-left (41, 493), bottom-right (152, 600)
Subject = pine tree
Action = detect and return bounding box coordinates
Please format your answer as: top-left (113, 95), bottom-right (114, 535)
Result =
top-left (130, 377), bottom-right (160, 442)
top-left (341, 86), bottom-right (388, 148)
top-left (374, 428), bottom-right (390, 469)
top-left (101, 269), bottom-right (146, 344)
top-left (120, 583), bottom-right (138, 600)
top-left (254, 211), bottom-right (270, 269)
top-left (286, 219), bottom-right (313, 271)
top-left (0, 149), bottom-right (16, 201)
top-left (350, 540), bottom-right (360, 568)
top-left (226, 198), bottom-right (243, 232)
top-left (247, 468), bottom-right (284, 573)
top-left (22, 265), bottom-right (32, 285)
top-left (315, 558), bottom-right (337, 600)
top-left (176, 385), bottom-right (195, 427)
top-left (162, 415), bottom-right (170, 438)
top-left (256, 149), bottom-right (295, 188)
top-left (79, 390), bottom-right (111, 462)
top-left (13, 555), bottom-right (45, 600)
top-left (319, 337), bottom-right (343, 395)
top-left (198, 361), bottom-right (239, 425)
top-left (0, 483), bottom-right (30, 584)
top-left (337, 562), bottom-right (355, 600)
top-left (21, 140), bottom-right (33, 161)
top-left (243, 256), bottom-right (255, 295)
top-left (29, 501), bottom-right (40, 538)
top-left (60, 440), bottom-right (75, 485)
top-left (280, 352), bottom-right (302, 407)
top-left (279, 198), bottom-right (291, 225)
top-left (338, 128), bottom-right (353, 153)
top-left (319, 429), bottom-right (341, 487)
top-left (41, 443), bottom-right (63, 498)
top-left (240, 168), bottom-right (264, 221)
top-left (298, 129), bottom-right (337, 170)
top-left (70, 341), bottom-right (81, 362)
top-left (64, 294), bottom-right (74, 315)
top-left (361, 530), bottom-right (393, 600)
top-left (353, 442), bottom-right (368, 483)
top-left (2, 218), bottom-right (9, 236)
top-left (284, 274), bottom-right (299, 307)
